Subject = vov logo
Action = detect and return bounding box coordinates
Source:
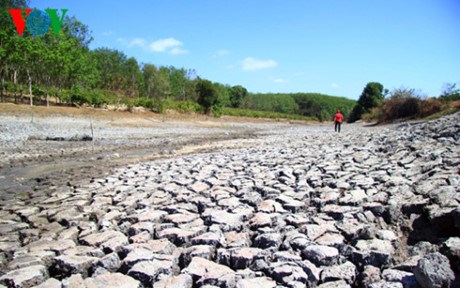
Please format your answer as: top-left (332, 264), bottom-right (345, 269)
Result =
top-left (9, 8), bottom-right (68, 36)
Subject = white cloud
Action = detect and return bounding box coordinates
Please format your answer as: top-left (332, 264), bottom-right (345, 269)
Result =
top-left (272, 77), bottom-right (288, 83)
top-left (149, 38), bottom-right (183, 52)
top-left (331, 83), bottom-right (339, 88)
top-left (212, 49), bottom-right (230, 58)
top-left (128, 38), bottom-right (147, 48)
top-left (242, 57), bottom-right (278, 71)
top-left (170, 47), bottom-right (189, 55)
top-left (121, 37), bottom-right (188, 55)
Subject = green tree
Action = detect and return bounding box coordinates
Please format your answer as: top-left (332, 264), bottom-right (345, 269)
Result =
top-left (0, 0), bottom-right (29, 101)
top-left (196, 79), bottom-right (218, 114)
top-left (123, 57), bottom-right (142, 98)
top-left (349, 82), bottom-right (385, 122)
top-left (91, 48), bottom-right (127, 91)
top-left (167, 66), bottom-right (188, 100)
top-left (440, 82), bottom-right (460, 102)
top-left (229, 85), bottom-right (248, 108)
top-left (142, 64), bottom-right (170, 109)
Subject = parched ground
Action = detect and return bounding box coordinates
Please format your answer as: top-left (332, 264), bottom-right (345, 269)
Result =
top-left (0, 104), bottom-right (459, 287)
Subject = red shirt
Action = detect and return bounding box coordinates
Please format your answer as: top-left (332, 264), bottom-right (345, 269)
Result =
top-left (335, 113), bottom-right (343, 123)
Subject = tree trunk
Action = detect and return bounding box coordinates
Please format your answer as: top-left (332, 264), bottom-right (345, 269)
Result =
top-left (28, 76), bottom-right (33, 106)
top-left (0, 76), bottom-right (4, 103)
top-left (46, 89), bottom-right (49, 107)
top-left (13, 70), bottom-right (17, 104)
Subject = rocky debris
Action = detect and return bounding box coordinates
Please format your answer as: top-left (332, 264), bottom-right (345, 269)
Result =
top-left (235, 276), bottom-right (277, 288)
top-left (183, 257), bottom-right (236, 287)
top-left (0, 265), bottom-right (48, 288)
top-left (302, 245), bottom-right (340, 266)
top-left (413, 252), bottom-right (455, 288)
top-left (153, 274), bottom-right (193, 288)
top-left (320, 261), bottom-right (357, 284)
top-left (84, 272), bottom-right (142, 288)
top-left (0, 112), bottom-right (459, 287)
top-left (50, 255), bottom-right (99, 278)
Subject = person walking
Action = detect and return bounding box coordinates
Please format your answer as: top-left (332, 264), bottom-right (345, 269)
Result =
top-left (334, 109), bottom-right (343, 132)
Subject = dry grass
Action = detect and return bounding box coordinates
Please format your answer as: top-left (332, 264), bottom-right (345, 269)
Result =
top-left (0, 103), bottom-right (312, 128)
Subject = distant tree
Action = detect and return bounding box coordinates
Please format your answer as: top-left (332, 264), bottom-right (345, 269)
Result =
top-left (229, 85), bottom-right (248, 108)
top-left (196, 79), bottom-right (217, 114)
top-left (91, 48), bottom-right (127, 91)
top-left (142, 64), bottom-right (170, 109)
top-left (123, 57), bottom-right (142, 98)
top-left (349, 82), bottom-right (385, 122)
top-left (167, 66), bottom-right (188, 100)
top-left (440, 82), bottom-right (460, 102)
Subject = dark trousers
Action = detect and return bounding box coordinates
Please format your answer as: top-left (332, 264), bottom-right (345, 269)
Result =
top-left (335, 121), bottom-right (341, 132)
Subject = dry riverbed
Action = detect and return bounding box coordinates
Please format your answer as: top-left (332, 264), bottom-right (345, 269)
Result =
top-left (0, 104), bottom-right (459, 287)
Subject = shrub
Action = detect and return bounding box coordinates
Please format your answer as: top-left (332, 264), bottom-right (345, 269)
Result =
top-left (419, 98), bottom-right (442, 118)
top-left (69, 85), bottom-right (89, 105)
top-left (221, 107), bottom-right (317, 121)
top-left (196, 80), bottom-right (218, 114)
top-left (381, 97), bottom-right (420, 121)
top-left (211, 105), bottom-right (223, 117)
top-left (361, 107), bottom-right (382, 122)
top-left (348, 104), bottom-right (366, 123)
top-left (32, 86), bottom-right (46, 97)
top-left (165, 100), bottom-right (201, 113)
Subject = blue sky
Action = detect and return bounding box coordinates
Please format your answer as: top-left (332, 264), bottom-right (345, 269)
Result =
top-left (31, 0), bottom-right (459, 100)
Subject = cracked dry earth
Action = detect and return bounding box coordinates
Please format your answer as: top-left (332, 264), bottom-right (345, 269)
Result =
top-left (1, 113), bottom-right (459, 288)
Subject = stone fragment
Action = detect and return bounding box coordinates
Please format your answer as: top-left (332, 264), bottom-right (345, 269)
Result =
top-left (248, 213), bottom-right (273, 229)
top-left (0, 265), bottom-right (48, 288)
top-left (180, 245), bottom-right (215, 268)
top-left (183, 257), bottom-right (235, 285)
top-left (413, 252), bottom-right (455, 288)
top-left (51, 255), bottom-right (99, 278)
top-left (153, 274), bottom-right (193, 288)
top-left (368, 281), bottom-right (403, 288)
top-left (315, 232), bottom-right (346, 247)
top-left (62, 273), bottom-right (85, 288)
top-left (191, 231), bottom-right (226, 247)
top-left (302, 245), bottom-right (339, 266)
top-left (382, 269), bottom-right (418, 288)
top-left (253, 233), bottom-right (282, 249)
top-left (157, 227), bottom-right (199, 246)
top-left (225, 231), bottom-right (251, 248)
top-left (268, 261), bottom-right (310, 287)
top-left (352, 239), bottom-right (394, 268)
top-left (26, 239), bottom-right (76, 254)
top-left (7, 255), bottom-right (43, 270)
top-left (317, 280), bottom-right (351, 288)
top-left (127, 259), bottom-right (174, 287)
top-left (61, 245), bottom-right (105, 258)
top-left (320, 261), bottom-right (357, 284)
top-left (34, 277), bottom-right (61, 288)
top-left (257, 200), bottom-right (285, 213)
top-left (79, 230), bottom-right (127, 247)
top-left (84, 272), bottom-right (142, 288)
top-left (98, 252), bottom-right (121, 272)
top-left (217, 247), bottom-right (263, 270)
top-left (235, 277), bottom-right (277, 288)
top-left (202, 209), bottom-right (243, 232)
top-left (321, 205), bottom-right (362, 220)
top-left (441, 237), bottom-right (460, 271)
top-left (358, 265), bottom-right (382, 286)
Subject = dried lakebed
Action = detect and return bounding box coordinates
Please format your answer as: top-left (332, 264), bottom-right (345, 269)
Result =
top-left (0, 112), bottom-right (459, 288)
